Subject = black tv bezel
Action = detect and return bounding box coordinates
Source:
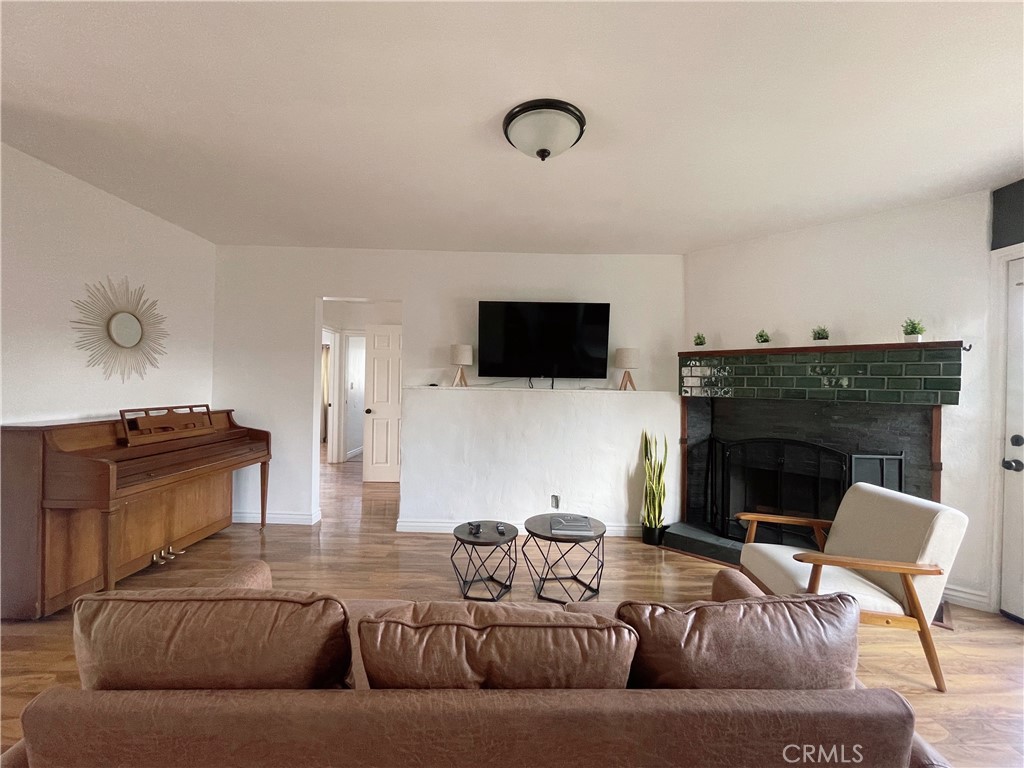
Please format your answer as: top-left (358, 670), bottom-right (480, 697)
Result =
top-left (476, 300), bottom-right (610, 380)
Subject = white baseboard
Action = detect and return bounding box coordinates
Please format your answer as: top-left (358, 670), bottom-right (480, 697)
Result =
top-left (232, 509), bottom-right (320, 526)
top-left (395, 518), bottom-right (641, 537)
top-left (943, 584), bottom-right (995, 613)
top-left (346, 447), bottom-right (363, 461)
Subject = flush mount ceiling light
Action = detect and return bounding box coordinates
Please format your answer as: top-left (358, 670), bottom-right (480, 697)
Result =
top-left (502, 99), bottom-right (586, 161)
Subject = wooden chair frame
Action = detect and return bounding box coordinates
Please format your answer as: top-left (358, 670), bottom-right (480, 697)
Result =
top-left (738, 512), bottom-right (948, 692)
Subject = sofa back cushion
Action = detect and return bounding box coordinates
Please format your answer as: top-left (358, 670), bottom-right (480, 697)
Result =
top-left (617, 593), bottom-right (859, 689)
top-left (358, 601), bottom-right (638, 689)
top-left (74, 588), bottom-right (350, 690)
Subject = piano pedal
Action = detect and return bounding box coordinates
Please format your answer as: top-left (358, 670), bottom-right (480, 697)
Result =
top-left (162, 547), bottom-right (175, 560)
top-left (167, 546), bottom-right (186, 556)
top-left (151, 552), bottom-right (167, 566)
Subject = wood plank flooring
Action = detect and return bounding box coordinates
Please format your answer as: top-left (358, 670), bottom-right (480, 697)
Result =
top-left (2, 455), bottom-right (1022, 766)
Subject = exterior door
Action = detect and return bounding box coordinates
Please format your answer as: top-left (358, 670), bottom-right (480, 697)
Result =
top-left (1001, 257), bottom-right (1023, 620)
top-left (363, 325), bottom-right (402, 482)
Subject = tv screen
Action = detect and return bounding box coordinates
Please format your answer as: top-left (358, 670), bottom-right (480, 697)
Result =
top-left (478, 301), bottom-right (610, 379)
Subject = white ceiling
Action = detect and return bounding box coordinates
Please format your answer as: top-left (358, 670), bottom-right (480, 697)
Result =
top-left (2, 2), bottom-right (1022, 255)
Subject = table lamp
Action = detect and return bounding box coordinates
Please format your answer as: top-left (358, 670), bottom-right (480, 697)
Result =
top-left (450, 344), bottom-right (472, 387)
top-left (614, 347), bottom-right (639, 391)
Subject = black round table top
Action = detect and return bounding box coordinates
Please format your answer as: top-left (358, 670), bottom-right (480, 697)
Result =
top-left (524, 513), bottom-right (606, 542)
top-left (452, 520), bottom-right (518, 546)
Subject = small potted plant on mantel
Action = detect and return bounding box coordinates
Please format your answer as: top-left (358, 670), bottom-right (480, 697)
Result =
top-left (902, 318), bottom-right (926, 343)
top-left (754, 329), bottom-right (771, 345)
top-left (693, 332), bottom-right (707, 347)
top-left (811, 325), bottom-right (830, 345)
top-left (640, 431), bottom-right (667, 545)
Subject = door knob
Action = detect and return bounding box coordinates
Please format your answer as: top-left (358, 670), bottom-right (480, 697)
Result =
top-left (365, 408), bottom-right (372, 414)
top-left (1012, 434), bottom-right (1024, 447)
top-left (1002, 458), bottom-right (1024, 472)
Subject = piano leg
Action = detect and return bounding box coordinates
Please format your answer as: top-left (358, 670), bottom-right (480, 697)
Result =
top-left (260, 460), bottom-right (270, 532)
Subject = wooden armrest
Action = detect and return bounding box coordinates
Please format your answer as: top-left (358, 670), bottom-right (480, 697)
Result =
top-left (736, 513), bottom-right (834, 529)
top-left (793, 552), bottom-right (943, 576)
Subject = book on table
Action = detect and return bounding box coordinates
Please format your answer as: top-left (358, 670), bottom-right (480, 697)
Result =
top-left (550, 514), bottom-right (593, 536)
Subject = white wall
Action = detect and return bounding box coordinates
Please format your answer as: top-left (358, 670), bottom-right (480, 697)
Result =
top-left (400, 388), bottom-right (680, 534)
top-left (213, 247), bottom-right (684, 525)
top-left (1, 145), bottom-right (216, 422)
top-left (323, 300), bottom-right (402, 332)
top-left (683, 190), bottom-right (1000, 609)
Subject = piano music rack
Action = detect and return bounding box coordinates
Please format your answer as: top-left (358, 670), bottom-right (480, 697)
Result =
top-left (119, 404), bottom-right (216, 446)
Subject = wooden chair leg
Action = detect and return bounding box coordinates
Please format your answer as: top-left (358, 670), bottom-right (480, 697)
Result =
top-left (744, 520), bottom-right (758, 544)
top-left (901, 573), bottom-right (947, 692)
top-left (806, 564), bottom-right (823, 595)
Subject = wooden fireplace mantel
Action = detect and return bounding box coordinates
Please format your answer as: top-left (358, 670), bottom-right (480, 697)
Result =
top-left (678, 339), bottom-right (965, 358)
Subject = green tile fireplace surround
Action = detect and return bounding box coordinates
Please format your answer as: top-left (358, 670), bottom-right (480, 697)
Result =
top-left (678, 341), bottom-right (964, 406)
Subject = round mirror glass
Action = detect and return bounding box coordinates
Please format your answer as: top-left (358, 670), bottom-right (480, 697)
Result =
top-left (108, 311), bottom-right (143, 348)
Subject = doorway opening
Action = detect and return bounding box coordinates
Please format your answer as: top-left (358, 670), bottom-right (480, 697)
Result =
top-left (319, 299), bottom-right (403, 524)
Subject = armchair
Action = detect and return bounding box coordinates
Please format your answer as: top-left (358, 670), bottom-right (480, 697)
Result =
top-left (738, 482), bottom-right (968, 692)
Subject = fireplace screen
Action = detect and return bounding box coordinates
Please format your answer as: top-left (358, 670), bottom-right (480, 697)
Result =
top-left (706, 438), bottom-right (903, 545)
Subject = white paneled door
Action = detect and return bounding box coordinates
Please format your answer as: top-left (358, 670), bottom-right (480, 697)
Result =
top-left (1001, 258), bottom-right (1023, 620)
top-left (363, 325), bottom-right (402, 482)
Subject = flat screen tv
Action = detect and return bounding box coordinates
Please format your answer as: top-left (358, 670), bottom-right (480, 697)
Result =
top-left (478, 301), bottom-right (610, 379)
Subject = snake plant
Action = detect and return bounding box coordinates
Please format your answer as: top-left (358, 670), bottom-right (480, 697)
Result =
top-left (641, 430), bottom-right (667, 528)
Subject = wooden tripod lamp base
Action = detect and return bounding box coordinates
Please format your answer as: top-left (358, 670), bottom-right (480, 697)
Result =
top-left (618, 370), bottom-right (636, 391)
top-left (452, 366), bottom-right (469, 387)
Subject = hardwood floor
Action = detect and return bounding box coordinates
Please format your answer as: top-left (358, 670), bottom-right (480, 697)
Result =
top-left (2, 454), bottom-right (1022, 766)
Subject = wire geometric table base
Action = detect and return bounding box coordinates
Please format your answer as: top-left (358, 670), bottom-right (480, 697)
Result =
top-left (450, 521), bottom-right (518, 601)
top-left (521, 514), bottom-right (606, 604)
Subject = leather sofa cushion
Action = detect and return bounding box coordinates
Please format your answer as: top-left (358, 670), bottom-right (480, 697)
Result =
top-left (617, 593), bottom-right (859, 690)
top-left (710, 568), bottom-right (764, 601)
top-left (359, 601), bottom-right (638, 689)
top-left (74, 588), bottom-right (350, 690)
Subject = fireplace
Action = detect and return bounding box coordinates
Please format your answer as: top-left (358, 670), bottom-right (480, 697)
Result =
top-left (667, 339), bottom-right (962, 564)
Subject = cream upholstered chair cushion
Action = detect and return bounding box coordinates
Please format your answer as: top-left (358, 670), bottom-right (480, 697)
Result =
top-left (740, 544), bottom-right (904, 614)
top-left (740, 483), bottom-right (968, 621)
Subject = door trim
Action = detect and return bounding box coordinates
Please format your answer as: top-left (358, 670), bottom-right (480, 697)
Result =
top-left (990, 243), bottom-right (1024, 613)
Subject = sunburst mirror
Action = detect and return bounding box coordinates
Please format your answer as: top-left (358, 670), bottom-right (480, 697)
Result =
top-left (72, 277), bottom-right (168, 381)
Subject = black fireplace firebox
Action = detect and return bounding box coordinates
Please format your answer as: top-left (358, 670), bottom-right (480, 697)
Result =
top-left (702, 437), bottom-right (903, 546)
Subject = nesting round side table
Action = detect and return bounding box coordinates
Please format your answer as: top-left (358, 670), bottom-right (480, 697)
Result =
top-left (450, 520), bottom-right (518, 601)
top-left (521, 514), bottom-right (606, 604)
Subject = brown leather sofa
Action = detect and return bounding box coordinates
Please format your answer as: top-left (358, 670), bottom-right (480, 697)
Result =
top-left (1, 563), bottom-right (951, 768)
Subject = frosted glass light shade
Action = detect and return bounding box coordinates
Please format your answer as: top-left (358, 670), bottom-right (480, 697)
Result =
top-left (614, 348), bottom-right (639, 369)
top-left (450, 344), bottom-right (473, 366)
top-left (503, 99), bottom-right (586, 161)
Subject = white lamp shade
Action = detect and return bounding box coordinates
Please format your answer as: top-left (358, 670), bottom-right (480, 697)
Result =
top-left (506, 108), bottom-right (583, 160)
top-left (450, 344), bottom-right (473, 366)
top-left (614, 348), bottom-right (639, 369)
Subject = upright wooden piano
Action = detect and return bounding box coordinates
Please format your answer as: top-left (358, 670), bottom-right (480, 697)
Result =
top-left (1, 405), bottom-right (270, 619)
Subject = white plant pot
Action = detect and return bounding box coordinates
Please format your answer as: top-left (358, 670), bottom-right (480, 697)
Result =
top-left (904, 334), bottom-right (923, 343)
top-left (812, 339), bottom-right (830, 345)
